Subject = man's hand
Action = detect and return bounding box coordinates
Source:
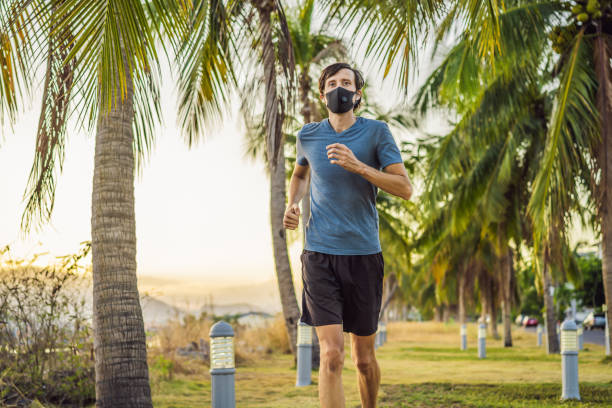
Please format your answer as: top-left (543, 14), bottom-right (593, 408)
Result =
top-left (326, 143), bottom-right (365, 174)
top-left (283, 203), bottom-right (301, 230)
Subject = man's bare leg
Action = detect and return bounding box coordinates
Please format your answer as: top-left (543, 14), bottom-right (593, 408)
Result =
top-left (315, 324), bottom-right (345, 408)
top-left (350, 332), bottom-right (380, 408)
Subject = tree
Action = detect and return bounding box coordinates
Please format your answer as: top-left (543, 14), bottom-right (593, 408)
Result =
top-left (406, 5), bottom-right (561, 348)
top-left (527, 1), bottom-right (612, 353)
top-left (317, 1), bottom-right (549, 341)
top-left (0, 2), bottom-right (38, 130)
top-left (17, 0), bottom-right (195, 404)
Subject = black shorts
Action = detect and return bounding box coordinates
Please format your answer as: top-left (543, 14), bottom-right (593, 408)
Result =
top-left (299, 249), bottom-right (384, 336)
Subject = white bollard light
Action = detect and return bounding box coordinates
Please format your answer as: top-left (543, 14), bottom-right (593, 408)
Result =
top-left (478, 323), bottom-right (486, 359)
top-left (210, 321), bottom-right (236, 408)
top-left (537, 324), bottom-right (543, 347)
top-left (296, 322), bottom-right (312, 387)
top-left (560, 319), bottom-right (580, 401)
top-left (460, 324), bottom-right (467, 351)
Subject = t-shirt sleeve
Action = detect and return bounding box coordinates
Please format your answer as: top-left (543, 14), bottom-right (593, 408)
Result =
top-left (296, 131), bottom-right (309, 166)
top-left (377, 123), bottom-right (403, 169)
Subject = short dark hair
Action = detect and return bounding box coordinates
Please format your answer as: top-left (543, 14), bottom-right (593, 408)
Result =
top-left (318, 62), bottom-right (365, 110)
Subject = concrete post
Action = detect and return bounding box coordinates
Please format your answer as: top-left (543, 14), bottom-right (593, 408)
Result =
top-left (210, 321), bottom-right (236, 408)
top-left (460, 324), bottom-right (467, 351)
top-left (537, 324), bottom-right (543, 347)
top-left (560, 319), bottom-right (580, 401)
top-left (296, 322), bottom-right (312, 387)
top-left (478, 323), bottom-right (486, 359)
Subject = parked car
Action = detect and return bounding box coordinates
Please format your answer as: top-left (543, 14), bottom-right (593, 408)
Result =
top-left (522, 317), bottom-right (538, 327)
top-left (515, 314), bottom-right (525, 325)
top-left (583, 312), bottom-right (606, 330)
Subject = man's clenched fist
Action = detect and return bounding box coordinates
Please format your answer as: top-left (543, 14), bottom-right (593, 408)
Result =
top-left (283, 203), bottom-right (301, 230)
top-left (326, 143), bottom-right (365, 174)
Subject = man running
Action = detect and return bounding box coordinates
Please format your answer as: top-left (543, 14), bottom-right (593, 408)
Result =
top-left (283, 62), bottom-right (413, 408)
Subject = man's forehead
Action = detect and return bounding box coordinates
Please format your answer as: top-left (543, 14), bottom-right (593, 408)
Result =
top-left (326, 68), bottom-right (355, 83)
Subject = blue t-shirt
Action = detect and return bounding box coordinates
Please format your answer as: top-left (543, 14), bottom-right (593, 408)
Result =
top-left (296, 116), bottom-right (403, 255)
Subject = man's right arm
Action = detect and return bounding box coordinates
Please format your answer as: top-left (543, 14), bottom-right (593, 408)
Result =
top-left (283, 163), bottom-right (310, 230)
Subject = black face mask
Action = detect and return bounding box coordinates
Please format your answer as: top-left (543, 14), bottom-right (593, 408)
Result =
top-left (325, 86), bottom-right (360, 114)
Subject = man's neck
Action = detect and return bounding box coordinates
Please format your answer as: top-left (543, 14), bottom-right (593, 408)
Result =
top-left (328, 111), bottom-right (357, 133)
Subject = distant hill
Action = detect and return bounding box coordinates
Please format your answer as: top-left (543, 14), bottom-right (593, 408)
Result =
top-left (78, 285), bottom-right (278, 328)
top-left (0, 272), bottom-right (284, 327)
top-left (138, 275), bottom-right (282, 316)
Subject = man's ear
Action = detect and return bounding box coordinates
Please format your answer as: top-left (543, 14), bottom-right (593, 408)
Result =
top-left (354, 89), bottom-right (362, 103)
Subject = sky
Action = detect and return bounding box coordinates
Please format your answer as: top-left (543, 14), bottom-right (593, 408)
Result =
top-left (0, 25), bottom-right (415, 286)
top-left (0, 8), bottom-right (597, 288)
top-left (0, 70), bottom-right (294, 285)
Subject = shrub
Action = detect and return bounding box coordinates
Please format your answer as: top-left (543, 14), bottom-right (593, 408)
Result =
top-left (147, 311), bottom-right (292, 384)
top-left (0, 244), bottom-right (95, 406)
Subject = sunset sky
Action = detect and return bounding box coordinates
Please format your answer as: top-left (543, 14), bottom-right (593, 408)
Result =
top-left (0, 49), bottom-right (414, 286)
top-left (0, 15), bottom-right (597, 287)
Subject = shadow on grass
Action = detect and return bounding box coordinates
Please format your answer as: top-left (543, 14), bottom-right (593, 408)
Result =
top-left (380, 382), bottom-right (612, 407)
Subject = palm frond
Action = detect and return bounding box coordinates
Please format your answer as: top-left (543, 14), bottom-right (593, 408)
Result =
top-left (21, 1), bottom-right (75, 233)
top-left (320, 0), bottom-right (444, 93)
top-left (528, 28), bottom-right (599, 245)
top-left (175, 0), bottom-right (236, 146)
top-left (0, 0), bottom-right (50, 130)
top-left (19, 0), bottom-right (188, 232)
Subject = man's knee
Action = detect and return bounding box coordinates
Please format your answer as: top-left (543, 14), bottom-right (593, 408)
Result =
top-left (354, 353), bottom-right (376, 374)
top-left (321, 347), bottom-right (344, 373)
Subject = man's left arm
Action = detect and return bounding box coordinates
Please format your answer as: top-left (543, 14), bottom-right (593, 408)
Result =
top-left (326, 143), bottom-right (413, 200)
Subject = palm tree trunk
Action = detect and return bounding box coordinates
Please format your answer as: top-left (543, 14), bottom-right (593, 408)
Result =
top-left (479, 266), bottom-right (488, 327)
top-left (442, 303), bottom-right (450, 322)
top-left (299, 69), bottom-right (312, 124)
top-left (434, 305), bottom-right (442, 322)
top-left (298, 67), bottom-right (317, 366)
top-left (270, 146), bottom-right (301, 357)
top-left (256, 1), bottom-right (301, 359)
top-left (299, 66), bottom-right (312, 249)
top-left (91, 70), bottom-right (152, 405)
top-left (488, 280), bottom-right (500, 339)
top-left (379, 273), bottom-right (398, 321)
top-left (458, 270), bottom-right (466, 324)
top-left (594, 27), bottom-right (612, 355)
top-left (300, 182), bottom-right (317, 368)
top-left (542, 258), bottom-right (559, 354)
top-left (480, 284), bottom-right (488, 325)
top-left (500, 248), bottom-right (513, 347)
top-left (479, 269), bottom-right (499, 338)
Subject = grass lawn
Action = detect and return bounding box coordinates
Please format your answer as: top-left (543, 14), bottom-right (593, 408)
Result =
top-left (150, 321), bottom-right (612, 407)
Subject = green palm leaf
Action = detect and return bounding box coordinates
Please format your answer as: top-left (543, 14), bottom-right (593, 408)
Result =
top-left (528, 28), bottom-right (599, 245)
top-left (20, 0), bottom-right (187, 232)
